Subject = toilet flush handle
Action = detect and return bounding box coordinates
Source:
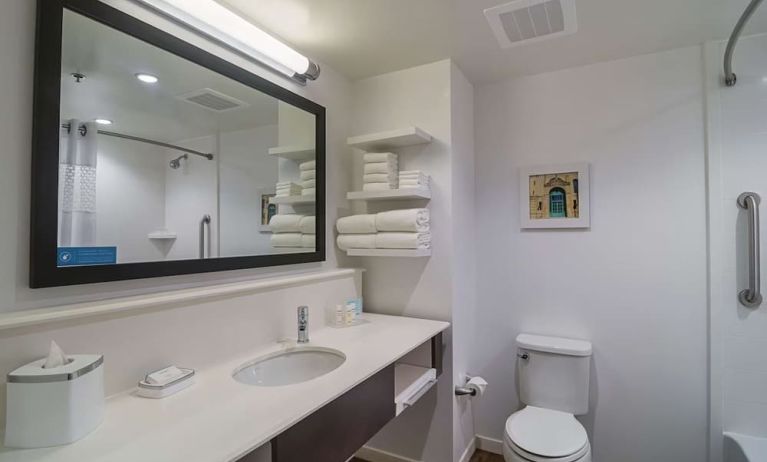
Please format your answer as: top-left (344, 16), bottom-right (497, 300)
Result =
top-left (517, 352), bottom-right (529, 360)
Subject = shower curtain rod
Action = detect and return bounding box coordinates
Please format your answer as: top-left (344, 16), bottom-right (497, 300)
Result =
top-left (724, 0), bottom-right (764, 87)
top-left (61, 123), bottom-right (214, 160)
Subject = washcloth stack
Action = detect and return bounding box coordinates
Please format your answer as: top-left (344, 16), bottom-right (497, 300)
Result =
top-left (276, 181), bottom-right (302, 198)
top-left (398, 170), bottom-right (430, 189)
top-left (363, 153), bottom-right (398, 191)
top-left (336, 208), bottom-right (431, 251)
top-left (270, 214), bottom-right (316, 248)
top-left (300, 161), bottom-right (316, 196)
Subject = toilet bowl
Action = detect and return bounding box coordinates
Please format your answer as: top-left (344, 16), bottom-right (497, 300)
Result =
top-left (502, 406), bottom-right (591, 462)
top-left (502, 334), bottom-right (593, 462)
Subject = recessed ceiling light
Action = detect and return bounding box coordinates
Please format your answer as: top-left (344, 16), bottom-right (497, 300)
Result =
top-left (95, 119), bottom-right (113, 125)
top-left (135, 73), bottom-right (159, 84)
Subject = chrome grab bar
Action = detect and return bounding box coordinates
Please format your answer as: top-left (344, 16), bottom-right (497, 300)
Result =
top-left (738, 193), bottom-right (762, 308)
top-left (199, 214), bottom-right (211, 259)
top-left (724, 0), bottom-right (765, 87)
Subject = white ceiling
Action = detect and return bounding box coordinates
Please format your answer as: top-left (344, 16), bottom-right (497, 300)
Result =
top-left (222, 0), bottom-right (767, 84)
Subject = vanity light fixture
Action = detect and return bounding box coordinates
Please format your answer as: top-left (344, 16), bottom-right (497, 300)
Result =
top-left (135, 0), bottom-right (320, 83)
top-left (135, 73), bottom-right (159, 84)
top-left (94, 119), bottom-right (113, 125)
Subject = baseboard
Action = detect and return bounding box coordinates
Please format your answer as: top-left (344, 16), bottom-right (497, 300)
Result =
top-left (476, 434), bottom-right (504, 455)
top-left (459, 437), bottom-right (477, 462)
top-left (356, 446), bottom-right (422, 462)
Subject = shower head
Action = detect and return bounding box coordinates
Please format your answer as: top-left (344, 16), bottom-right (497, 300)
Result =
top-left (169, 154), bottom-right (188, 169)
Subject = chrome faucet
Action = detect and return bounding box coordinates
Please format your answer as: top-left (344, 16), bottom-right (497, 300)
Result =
top-left (297, 306), bottom-right (309, 343)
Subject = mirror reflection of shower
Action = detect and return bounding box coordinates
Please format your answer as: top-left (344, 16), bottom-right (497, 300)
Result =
top-left (169, 154), bottom-right (188, 169)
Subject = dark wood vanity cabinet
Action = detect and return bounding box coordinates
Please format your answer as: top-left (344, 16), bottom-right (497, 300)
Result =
top-left (238, 333), bottom-right (444, 462)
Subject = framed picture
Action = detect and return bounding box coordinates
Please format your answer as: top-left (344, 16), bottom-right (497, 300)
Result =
top-left (258, 187), bottom-right (277, 232)
top-left (519, 163), bottom-right (590, 229)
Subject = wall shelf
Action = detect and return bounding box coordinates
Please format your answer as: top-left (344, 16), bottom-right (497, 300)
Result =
top-left (347, 127), bottom-right (432, 151)
top-left (270, 195), bottom-right (316, 205)
top-left (268, 145), bottom-right (315, 162)
top-left (147, 231), bottom-right (177, 240)
top-left (346, 248), bottom-right (431, 257)
top-left (347, 188), bottom-right (431, 201)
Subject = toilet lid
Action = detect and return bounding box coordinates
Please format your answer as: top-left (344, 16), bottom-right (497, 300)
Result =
top-left (505, 406), bottom-right (588, 458)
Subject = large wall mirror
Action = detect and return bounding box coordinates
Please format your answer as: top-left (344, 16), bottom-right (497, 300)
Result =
top-left (30, 0), bottom-right (325, 288)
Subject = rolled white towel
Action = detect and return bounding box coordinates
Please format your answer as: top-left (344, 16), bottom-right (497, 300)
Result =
top-left (269, 214), bottom-right (304, 233)
top-left (337, 234), bottom-right (376, 250)
top-left (301, 234), bottom-right (315, 248)
top-left (376, 232), bottom-right (431, 249)
top-left (276, 187), bottom-right (302, 194)
top-left (376, 208), bottom-right (430, 232)
top-left (299, 216), bottom-right (315, 234)
top-left (300, 170), bottom-right (316, 181)
top-left (364, 173), bottom-right (397, 183)
top-left (399, 170), bottom-right (425, 176)
top-left (336, 215), bottom-right (377, 234)
top-left (399, 178), bottom-right (430, 188)
top-left (363, 182), bottom-right (396, 191)
top-left (364, 162), bottom-right (398, 175)
top-left (302, 188), bottom-right (316, 196)
top-left (302, 179), bottom-right (316, 189)
top-left (399, 173), bottom-right (428, 180)
top-left (364, 152), bottom-right (398, 163)
top-left (276, 181), bottom-right (301, 187)
top-left (299, 160), bottom-right (316, 171)
top-left (271, 233), bottom-right (303, 247)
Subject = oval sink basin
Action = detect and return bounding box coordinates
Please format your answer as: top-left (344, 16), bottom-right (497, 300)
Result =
top-left (233, 347), bottom-right (346, 386)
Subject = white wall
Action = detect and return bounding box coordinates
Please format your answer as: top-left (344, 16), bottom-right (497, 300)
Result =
top-left (472, 46), bottom-right (709, 462)
top-left (219, 125), bottom-right (279, 257)
top-left (708, 32), bottom-right (767, 448)
top-left (0, 0), bottom-right (353, 313)
top-left (96, 136), bottom-right (167, 263)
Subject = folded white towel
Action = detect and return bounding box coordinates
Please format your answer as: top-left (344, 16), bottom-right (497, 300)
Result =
top-left (337, 234), bottom-right (376, 250)
top-left (299, 160), bottom-right (316, 171)
top-left (269, 214), bottom-right (304, 233)
top-left (364, 152), bottom-right (398, 163)
top-left (302, 188), bottom-right (316, 196)
top-left (302, 179), bottom-right (316, 189)
top-left (301, 234), bottom-right (315, 248)
top-left (399, 173), bottom-right (428, 180)
top-left (336, 215), bottom-right (377, 234)
top-left (276, 181), bottom-right (301, 188)
top-left (276, 187), bottom-right (302, 193)
top-left (271, 233), bottom-right (303, 247)
top-left (364, 162), bottom-right (398, 175)
top-left (376, 208), bottom-right (430, 232)
top-left (399, 170), bottom-right (425, 176)
top-left (399, 179), bottom-right (430, 188)
top-left (376, 232), bottom-right (431, 249)
top-left (299, 216), bottom-right (315, 234)
top-left (300, 170), bottom-right (316, 181)
top-left (364, 173), bottom-right (397, 183)
top-left (363, 183), bottom-right (397, 191)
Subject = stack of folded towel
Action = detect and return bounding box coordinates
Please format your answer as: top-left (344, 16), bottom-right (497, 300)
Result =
top-left (336, 208), bottom-right (431, 250)
top-left (276, 181), bottom-right (302, 198)
top-left (363, 153), bottom-right (398, 191)
top-left (270, 214), bottom-right (316, 248)
top-left (300, 161), bottom-right (316, 197)
top-left (398, 170), bottom-right (430, 189)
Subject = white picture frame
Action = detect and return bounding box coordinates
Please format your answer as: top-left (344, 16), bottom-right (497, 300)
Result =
top-left (519, 163), bottom-right (590, 229)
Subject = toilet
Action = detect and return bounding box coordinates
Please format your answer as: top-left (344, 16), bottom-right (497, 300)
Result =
top-left (503, 334), bottom-right (593, 462)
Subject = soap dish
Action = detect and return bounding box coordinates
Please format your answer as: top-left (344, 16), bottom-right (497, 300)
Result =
top-left (137, 367), bottom-right (195, 399)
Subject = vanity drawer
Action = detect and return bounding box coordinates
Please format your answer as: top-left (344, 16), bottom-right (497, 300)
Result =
top-left (269, 365), bottom-right (395, 462)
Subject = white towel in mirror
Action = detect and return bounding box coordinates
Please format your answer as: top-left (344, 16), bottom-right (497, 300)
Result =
top-left (364, 152), bottom-right (398, 163)
top-left (269, 214), bottom-right (304, 233)
top-left (271, 233), bottom-right (303, 247)
top-left (300, 170), bottom-right (316, 181)
top-left (299, 216), bottom-right (316, 234)
top-left (299, 160), bottom-right (316, 171)
top-left (301, 234), bottom-right (315, 248)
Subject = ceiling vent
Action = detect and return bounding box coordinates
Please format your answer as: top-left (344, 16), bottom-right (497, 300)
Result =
top-left (176, 88), bottom-right (249, 112)
top-left (484, 0), bottom-right (577, 48)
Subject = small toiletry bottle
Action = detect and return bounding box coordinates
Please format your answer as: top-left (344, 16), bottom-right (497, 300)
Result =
top-left (335, 305), bottom-right (345, 327)
top-left (355, 298), bottom-right (363, 321)
top-left (345, 302), bottom-right (355, 326)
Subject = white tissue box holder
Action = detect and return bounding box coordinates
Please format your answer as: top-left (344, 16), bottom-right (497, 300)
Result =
top-left (5, 354), bottom-right (104, 448)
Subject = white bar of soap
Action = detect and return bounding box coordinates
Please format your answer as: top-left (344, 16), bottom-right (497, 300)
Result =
top-left (146, 366), bottom-right (185, 386)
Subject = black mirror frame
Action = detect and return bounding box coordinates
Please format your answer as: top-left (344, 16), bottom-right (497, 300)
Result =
top-left (30, 0), bottom-right (326, 288)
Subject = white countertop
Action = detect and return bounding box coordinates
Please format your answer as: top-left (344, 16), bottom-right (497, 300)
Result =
top-left (0, 314), bottom-right (449, 462)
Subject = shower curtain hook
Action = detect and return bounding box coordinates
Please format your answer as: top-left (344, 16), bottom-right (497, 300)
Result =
top-left (79, 124), bottom-right (87, 137)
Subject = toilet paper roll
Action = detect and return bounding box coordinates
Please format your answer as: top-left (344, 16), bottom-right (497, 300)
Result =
top-left (467, 376), bottom-right (488, 397)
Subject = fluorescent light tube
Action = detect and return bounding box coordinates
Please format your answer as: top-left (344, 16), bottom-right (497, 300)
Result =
top-left (135, 0), bottom-right (319, 81)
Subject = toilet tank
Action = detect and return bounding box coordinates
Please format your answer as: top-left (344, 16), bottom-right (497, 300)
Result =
top-left (516, 334), bottom-right (592, 415)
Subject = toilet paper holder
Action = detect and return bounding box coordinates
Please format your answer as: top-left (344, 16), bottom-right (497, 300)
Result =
top-left (454, 385), bottom-right (477, 396)
top-left (454, 375), bottom-right (487, 397)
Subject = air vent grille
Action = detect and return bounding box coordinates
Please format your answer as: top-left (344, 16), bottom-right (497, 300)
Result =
top-left (176, 88), bottom-right (249, 112)
top-left (485, 0), bottom-right (577, 48)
